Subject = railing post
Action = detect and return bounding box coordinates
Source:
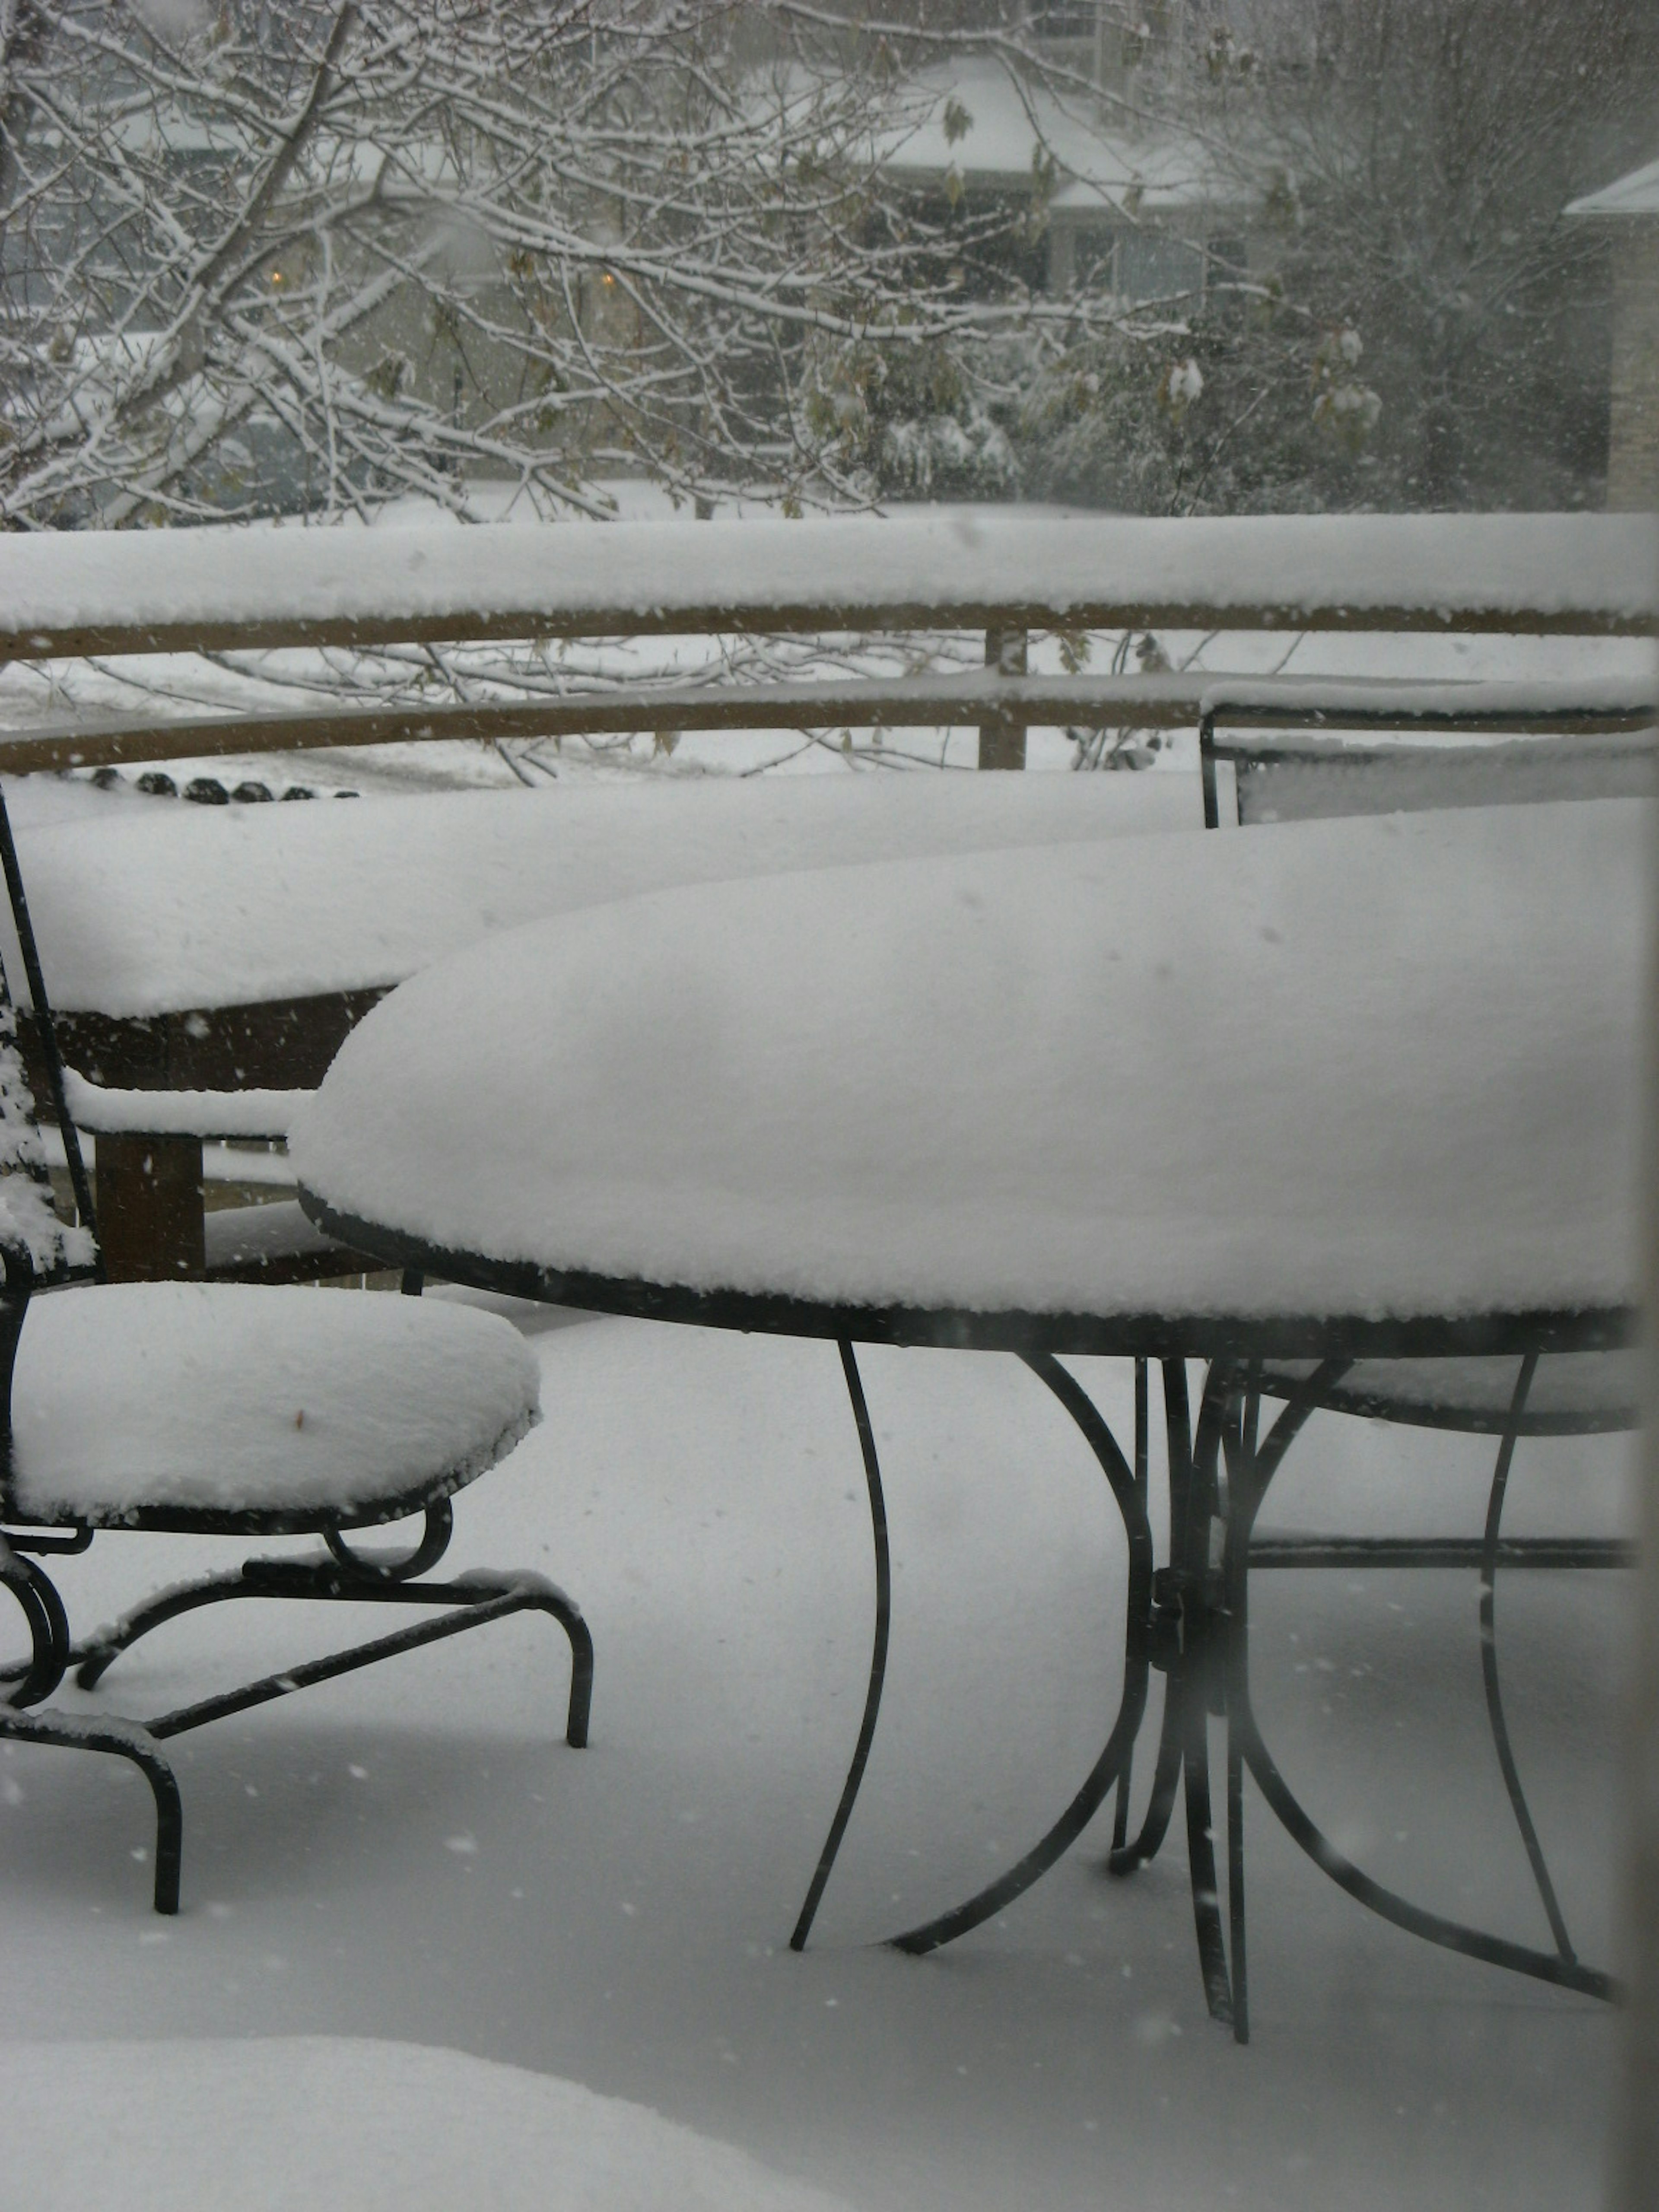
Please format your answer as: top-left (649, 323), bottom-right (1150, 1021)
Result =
top-left (96, 1134), bottom-right (204, 1281)
top-left (977, 625), bottom-right (1027, 770)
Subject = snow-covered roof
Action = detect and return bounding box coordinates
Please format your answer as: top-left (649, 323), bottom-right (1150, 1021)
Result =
top-left (874, 60), bottom-right (1240, 215)
top-left (1565, 156), bottom-right (1659, 219)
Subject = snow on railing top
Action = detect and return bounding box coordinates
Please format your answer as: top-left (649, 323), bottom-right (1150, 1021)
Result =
top-left (0, 511), bottom-right (1653, 660)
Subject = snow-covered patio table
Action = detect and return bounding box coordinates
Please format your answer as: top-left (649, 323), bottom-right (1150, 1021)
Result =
top-left (290, 797), bottom-right (1644, 2024)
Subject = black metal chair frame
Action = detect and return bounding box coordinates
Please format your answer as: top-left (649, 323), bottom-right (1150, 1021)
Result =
top-left (1198, 690), bottom-right (1656, 833)
top-left (0, 793), bottom-right (591, 1914)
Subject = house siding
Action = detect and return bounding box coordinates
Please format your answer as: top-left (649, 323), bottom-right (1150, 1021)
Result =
top-left (1608, 227), bottom-right (1659, 509)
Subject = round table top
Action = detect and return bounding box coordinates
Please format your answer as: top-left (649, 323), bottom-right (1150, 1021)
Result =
top-left (294, 799), bottom-right (1645, 1361)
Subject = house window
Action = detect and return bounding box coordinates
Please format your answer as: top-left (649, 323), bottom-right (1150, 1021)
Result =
top-left (1115, 230), bottom-right (1205, 304)
top-left (1028, 4), bottom-right (1099, 37)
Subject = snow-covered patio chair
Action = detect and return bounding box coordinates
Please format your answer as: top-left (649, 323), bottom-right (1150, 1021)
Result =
top-left (1117, 696), bottom-right (1644, 2037)
top-left (0, 796), bottom-right (591, 1916)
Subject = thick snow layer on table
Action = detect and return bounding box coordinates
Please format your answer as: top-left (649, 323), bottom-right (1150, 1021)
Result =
top-left (0, 2038), bottom-right (856, 2212)
top-left (7, 1283), bottom-right (538, 1524)
top-left (293, 801), bottom-right (1645, 1328)
top-left (6, 772), bottom-right (1197, 1017)
top-left (1, 511), bottom-right (1652, 642)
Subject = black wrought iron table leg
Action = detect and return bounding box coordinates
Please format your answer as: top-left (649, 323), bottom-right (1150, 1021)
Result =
top-left (1477, 1356), bottom-right (1579, 1965)
top-left (1224, 1380), bottom-right (1260, 2045)
top-left (888, 1352), bottom-right (1154, 1957)
top-left (1109, 1360), bottom-right (1198, 1877)
top-left (1103, 1362), bottom-right (1237, 2026)
top-left (790, 1340), bottom-right (891, 1951)
top-left (1109, 1358), bottom-right (1150, 1857)
top-left (1173, 1368), bottom-right (1237, 2023)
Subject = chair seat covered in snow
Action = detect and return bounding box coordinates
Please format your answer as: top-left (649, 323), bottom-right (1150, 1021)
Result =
top-left (0, 794), bottom-right (589, 1916)
top-left (6, 1281), bottom-right (537, 1530)
top-left (1252, 1348), bottom-right (1640, 1437)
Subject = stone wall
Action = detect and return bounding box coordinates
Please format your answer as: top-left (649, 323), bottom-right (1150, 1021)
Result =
top-left (1607, 226), bottom-right (1659, 509)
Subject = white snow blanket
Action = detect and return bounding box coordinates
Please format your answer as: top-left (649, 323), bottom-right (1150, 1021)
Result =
top-left (1, 511), bottom-right (1652, 641)
top-left (0, 2038), bottom-right (859, 2212)
top-left (4, 772), bottom-right (1198, 1018)
top-left (7, 1284), bottom-right (538, 1523)
top-left (293, 800), bottom-right (1645, 1330)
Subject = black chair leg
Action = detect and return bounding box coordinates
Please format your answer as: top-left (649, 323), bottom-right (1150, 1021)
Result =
top-left (1, 1545), bottom-right (70, 1706)
top-left (1220, 1358), bottom-right (1614, 2010)
top-left (5, 1549), bottom-right (591, 1915)
top-left (0, 1704), bottom-right (183, 1912)
top-left (1182, 1700), bottom-right (1233, 2027)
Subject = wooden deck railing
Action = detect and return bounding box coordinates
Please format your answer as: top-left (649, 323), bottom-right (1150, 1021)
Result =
top-left (2, 510), bottom-right (1652, 779)
top-left (1, 509), bottom-right (1653, 1281)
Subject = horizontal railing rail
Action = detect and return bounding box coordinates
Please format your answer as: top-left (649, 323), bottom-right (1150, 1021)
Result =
top-left (6, 672), bottom-right (1655, 779)
top-left (2, 513), bottom-right (1653, 664)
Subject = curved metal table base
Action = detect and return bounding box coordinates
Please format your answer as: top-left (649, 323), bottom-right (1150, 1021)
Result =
top-left (1104, 1359), bottom-right (1239, 2017)
top-left (1217, 1354), bottom-right (1617, 2034)
top-left (284, 1212), bottom-right (1630, 2025)
top-left (872, 1348), bottom-right (1624, 2037)
top-left (790, 1347), bottom-right (1154, 1958)
top-left (1119, 1357), bottom-right (1623, 2040)
top-left (789, 1342), bottom-right (892, 1953)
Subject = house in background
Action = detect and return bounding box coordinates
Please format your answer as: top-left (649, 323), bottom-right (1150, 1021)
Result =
top-left (1567, 158), bottom-right (1659, 509)
top-left (873, 57), bottom-right (1246, 304)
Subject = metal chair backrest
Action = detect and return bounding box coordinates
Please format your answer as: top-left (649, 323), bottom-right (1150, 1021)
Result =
top-left (0, 795), bottom-right (97, 1286)
top-left (1199, 693), bottom-right (1656, 830)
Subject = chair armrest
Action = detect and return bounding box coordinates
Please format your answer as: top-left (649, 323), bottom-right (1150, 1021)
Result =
top-left (64, 1071), bottom-right (311, 1142)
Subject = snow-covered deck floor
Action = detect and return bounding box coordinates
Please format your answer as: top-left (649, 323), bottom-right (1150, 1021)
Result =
top-left (0, 1301), bottom-right (1626, 2209)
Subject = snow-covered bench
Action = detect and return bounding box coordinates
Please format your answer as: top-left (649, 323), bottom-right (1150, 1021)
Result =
top-left (7, 772), bottom-right (1203, 1278)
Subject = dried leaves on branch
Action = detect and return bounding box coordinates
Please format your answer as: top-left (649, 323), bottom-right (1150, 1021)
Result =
top-left (0, 0), bottom-right (1072, 528)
